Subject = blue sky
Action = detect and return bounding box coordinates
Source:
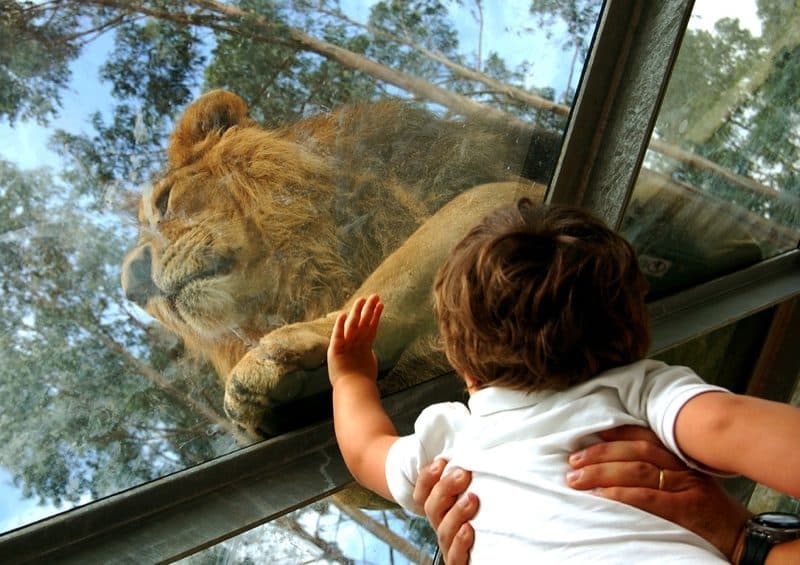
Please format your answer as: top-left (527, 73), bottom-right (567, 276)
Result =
top-left (0, 33), bottom-right (116, 171)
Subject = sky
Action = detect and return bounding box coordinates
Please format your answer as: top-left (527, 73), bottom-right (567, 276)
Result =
top-left (0, 0), bottom-right (765, 542)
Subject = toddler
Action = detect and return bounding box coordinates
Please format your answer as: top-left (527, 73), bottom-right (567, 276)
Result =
top-left (327, 199), bottom-right (800, 563)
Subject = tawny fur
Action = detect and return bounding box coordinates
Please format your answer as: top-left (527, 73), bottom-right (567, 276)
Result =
top-left (122, 90), bottom-right (549, 432)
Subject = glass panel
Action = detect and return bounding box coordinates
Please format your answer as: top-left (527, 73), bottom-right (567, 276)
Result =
top-left (0, 1), bottom-right (602, 534)
top-left (622, 0), bottom-right (800, 300)
top-left (179, 491), bottom-right (437, 565)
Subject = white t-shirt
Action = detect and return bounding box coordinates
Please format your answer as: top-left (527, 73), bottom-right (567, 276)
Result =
top-left (385, 359), bottom-right (730, 564)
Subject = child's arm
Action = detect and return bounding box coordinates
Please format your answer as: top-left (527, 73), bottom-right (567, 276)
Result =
top-left (675, 392), bottom-right (800, 498)
top-left (327, 295), bottom-right (398, 502)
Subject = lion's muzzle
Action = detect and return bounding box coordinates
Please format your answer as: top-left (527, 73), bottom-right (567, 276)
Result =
top-left (121, 244), bottom-right (161, 307)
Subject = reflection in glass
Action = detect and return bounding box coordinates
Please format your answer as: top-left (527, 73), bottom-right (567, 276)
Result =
top-left (623, 0), bottom-right (800, 299)
top-left (0, 1), bottom-right (600, 534)
top-left (180, 493), bottom-right (436, 565)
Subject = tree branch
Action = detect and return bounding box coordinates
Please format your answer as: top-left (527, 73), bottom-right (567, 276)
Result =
top-left (310, 3), bottom-right (569, 116)
top-left (84, 310), bottom-right (251, 443)
top-left (331, 499), bottom-right (432, 564)
top-left (297, 2), bottom-right (794, 206)
top-left (275, 513), bottom-right (355, 564)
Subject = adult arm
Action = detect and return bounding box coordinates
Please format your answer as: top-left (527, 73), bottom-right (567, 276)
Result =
top-left (570, 426), bottom-right (752, 562)
top-left (675, 392), bottom-right (800, 498)
top-left (328, 295), bottom-right (398, 501)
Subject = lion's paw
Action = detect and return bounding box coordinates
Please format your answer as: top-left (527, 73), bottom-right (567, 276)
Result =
top-left (224, 323), bottom-right (332, 436)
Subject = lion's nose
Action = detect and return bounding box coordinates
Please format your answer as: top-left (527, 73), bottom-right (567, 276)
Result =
top-left (121, 245), bottom-right (161, 307)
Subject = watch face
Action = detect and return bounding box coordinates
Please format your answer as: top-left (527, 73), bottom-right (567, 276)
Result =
top-left (754, 513), bottom-right (800, 529)
top-left (751, 512), bottom-right (800, 543)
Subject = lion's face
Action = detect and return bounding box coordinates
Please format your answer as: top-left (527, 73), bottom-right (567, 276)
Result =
top-left (121, 89), bottom-right (542, 380)
top-left (121, 91), bottom-right (342, 372)
top-left (123, 167), bottom-right (260, 341)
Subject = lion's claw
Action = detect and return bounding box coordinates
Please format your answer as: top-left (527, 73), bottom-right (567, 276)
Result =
top-left (223, 321), bottom-right (334, 435)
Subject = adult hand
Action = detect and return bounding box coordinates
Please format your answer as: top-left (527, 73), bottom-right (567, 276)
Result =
top-left (413, 460), bottom-right (477, 565)
top-left (416, 425), bottom-right (752, 564)
top-left (567, 426), bottom-right (751, 562)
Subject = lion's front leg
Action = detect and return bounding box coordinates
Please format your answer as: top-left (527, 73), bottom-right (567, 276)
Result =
top-left (223, 308), bottom-right (424, 437)
top-left (224, 316), bottom-right (336, 436)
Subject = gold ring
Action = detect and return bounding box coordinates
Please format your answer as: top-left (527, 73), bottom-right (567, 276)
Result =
top-left (657, 469), bottom-right (665, 490)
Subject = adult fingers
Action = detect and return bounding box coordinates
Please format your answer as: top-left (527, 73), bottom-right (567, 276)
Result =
top-left (592, 487), bottom-right (677, 517)
top-left (412, 459), bottom-right (446, 513)
top-left (569, 438), bottom-right (684, 472)
top-left (568, 461), bottom-right (699, 492)
top-left (436, 491), bottom-right (478, 560)
top-left (445, 523), bottom-right (475, 565)
top-left (589, 476), bottom-right (712, 519)
top-left (422, 467), bottom-right (472, 529)
top-left (597, 425), bottom-right (660, 444)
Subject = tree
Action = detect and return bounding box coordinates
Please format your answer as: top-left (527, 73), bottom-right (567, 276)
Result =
top-left (654, 2), bottom-right (800, 235)
top-left (529, 0), bottom-right (601, 103)
top-left (0, 159), bottom-right (240, 506)
top-left (0, 0), bottom-right (82, 124)
top-left (205, 1), bottom-right (379, 125)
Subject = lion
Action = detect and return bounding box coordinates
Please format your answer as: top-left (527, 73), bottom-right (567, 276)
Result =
top-left (121, 90), bottom-right (555, 436)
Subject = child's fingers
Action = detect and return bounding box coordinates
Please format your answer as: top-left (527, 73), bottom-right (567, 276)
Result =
top-left (366, 300), bottom-right (383, 342)
top-left (344, 297), bottom-right (366, 339)
top-left (330, 312), bottom-right (347, 348)
top-left (359, 295), bottom-right (380, 331)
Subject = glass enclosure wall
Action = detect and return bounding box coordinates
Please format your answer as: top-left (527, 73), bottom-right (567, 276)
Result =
top-left (180, 492), bottom-right (437, 565)
top-left (0, 0), bottom-right (602, 535)
top-left (622, 0), bottom-right (800, 299)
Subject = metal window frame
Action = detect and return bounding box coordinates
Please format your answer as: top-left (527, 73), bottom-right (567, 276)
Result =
top-left (547, 0), bottom-right (695, 229)
top-left (3, 0), bottom-right (799, 563)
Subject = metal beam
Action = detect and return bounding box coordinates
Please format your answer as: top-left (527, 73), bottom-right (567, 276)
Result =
top-left (547, 0), bottom-right (695, 230)
top-left (648, 250), bottom-right (800, 355)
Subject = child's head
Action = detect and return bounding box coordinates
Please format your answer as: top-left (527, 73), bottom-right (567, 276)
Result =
top-left (433, 198), bottom-right (650, 393)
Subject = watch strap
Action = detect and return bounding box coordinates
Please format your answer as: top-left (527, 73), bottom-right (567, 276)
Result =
top-left (740, 530), bottom-right (773, 565)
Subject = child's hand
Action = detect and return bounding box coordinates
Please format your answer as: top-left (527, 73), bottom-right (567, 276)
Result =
top-left (327, 294), bottom-right (384, 386)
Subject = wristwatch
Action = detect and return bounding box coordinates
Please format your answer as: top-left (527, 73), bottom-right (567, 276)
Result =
top-left (739, 512), bottom-right (800, 565)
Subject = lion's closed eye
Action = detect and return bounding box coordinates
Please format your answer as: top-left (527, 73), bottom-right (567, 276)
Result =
top-left (155, 186), bottom-right (172, 217)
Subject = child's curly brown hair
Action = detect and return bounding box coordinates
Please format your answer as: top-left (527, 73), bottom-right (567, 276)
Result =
top-left (433, 198), bottom-right (650, 392)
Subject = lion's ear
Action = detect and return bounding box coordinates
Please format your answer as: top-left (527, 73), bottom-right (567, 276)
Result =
top-left (167, 90), bottom-right (252, 168)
